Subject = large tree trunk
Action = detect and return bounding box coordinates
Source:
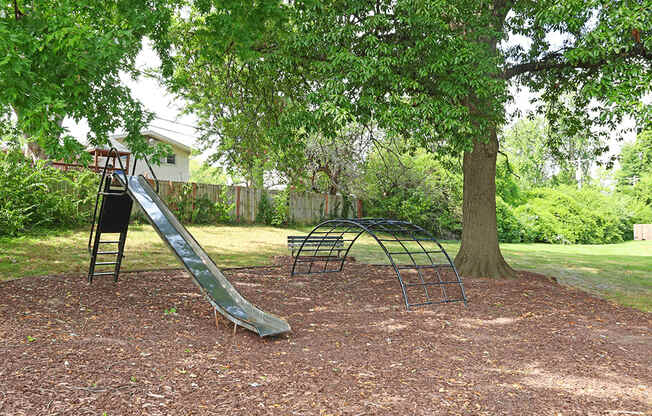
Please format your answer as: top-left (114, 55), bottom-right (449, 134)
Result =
top-left (454, 128), bottom-right (516, 278)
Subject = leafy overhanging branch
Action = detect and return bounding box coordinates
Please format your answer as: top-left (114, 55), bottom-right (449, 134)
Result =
top-left (503, 43), bottom-right (651, 79)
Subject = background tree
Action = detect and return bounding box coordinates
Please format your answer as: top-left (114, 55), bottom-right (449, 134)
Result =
top-left (165, 2), bottom-right (308, 188)
top-left (501, 117), bottom-right (553, 187)
top-left (615, 130), bottom-right (652, 209)
top-left (362, 144), bottom-right (464, 238)
top-left (303, 123), bottom-right (371, 195)
top-left (189, 158), bottom-right (229, 185)
top-left (0, 0), bottom-right (176, 161)
top-left (501, 116), bottom-right (606, 188)
top-left (167, 0), bottom-right (651, 277)
top-left (616, 130), bottom-right (652, 188)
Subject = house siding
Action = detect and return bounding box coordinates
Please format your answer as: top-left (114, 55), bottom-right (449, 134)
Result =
top-left (131, 145), bottom-right (190, 182)
top-left (113, 135), bottom-right (191, 182)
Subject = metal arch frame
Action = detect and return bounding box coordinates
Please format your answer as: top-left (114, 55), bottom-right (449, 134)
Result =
top-left (291, 218), bottom-right (468, 310)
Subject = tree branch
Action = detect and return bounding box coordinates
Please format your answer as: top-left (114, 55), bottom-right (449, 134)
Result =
top-left (14, 0), bottom-right (24, 20)
top-left (498, 150), bottom-right (520, 179)
top-left (502, 44), bottom-right (651, 79)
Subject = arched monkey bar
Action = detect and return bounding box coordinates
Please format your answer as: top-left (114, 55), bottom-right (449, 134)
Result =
top-left (291, 218), bottom-right (467, 310)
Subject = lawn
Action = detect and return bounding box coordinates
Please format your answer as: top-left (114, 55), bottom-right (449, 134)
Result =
top-left (1, 224), bottom-right (650, 311)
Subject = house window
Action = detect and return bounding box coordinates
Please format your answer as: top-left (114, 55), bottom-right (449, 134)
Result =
top-left (166, 153), bottom-right (176, 165)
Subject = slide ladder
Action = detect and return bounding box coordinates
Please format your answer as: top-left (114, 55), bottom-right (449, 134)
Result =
top-left (87, 179), bottom-right (132, 282)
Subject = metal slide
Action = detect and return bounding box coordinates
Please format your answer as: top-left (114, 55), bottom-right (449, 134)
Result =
top-left (120, 174), bottom-right (291, 337)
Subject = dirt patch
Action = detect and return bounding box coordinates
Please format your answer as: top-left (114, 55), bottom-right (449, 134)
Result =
top-left (0, 264), bottom-right (650, 415)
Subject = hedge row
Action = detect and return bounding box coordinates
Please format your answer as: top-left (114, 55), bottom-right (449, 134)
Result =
top-left (497, 186), bottom-right (652, 244)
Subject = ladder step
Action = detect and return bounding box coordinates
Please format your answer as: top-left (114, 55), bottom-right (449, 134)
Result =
top-left (97, 251), bottom-right (119, 255)
top-left (92, 272), bottom-right (115, 276)
top-left (397, 264), bottom-right (451, 270)
top-left (378, 238), bottom-right (436, 242)
top-left (388, 251), bottom-right (442, 255)
top-left (408, 299), bottom-right (465, 308)
top-left (405, 281), bottom-right (461, 287)
top-left (294, 256), bottom-right (342, 262)
top-left (99, 241), bottom-right (120, 244)
top-left (95, 262), bottom-right (117, 265)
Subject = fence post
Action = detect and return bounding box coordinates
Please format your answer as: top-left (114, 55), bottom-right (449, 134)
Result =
top-left (235, 186), bottom-right (241, 222)
top-left (192, 182), bottom-right (197, 211)
top-left (251, 188), bottom-right (256, 223)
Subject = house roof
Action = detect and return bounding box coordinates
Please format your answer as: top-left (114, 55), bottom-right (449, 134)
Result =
top-left (86, 138), bottom-right (130, 153)
top-left (111, 130), bottom-right (193, 154)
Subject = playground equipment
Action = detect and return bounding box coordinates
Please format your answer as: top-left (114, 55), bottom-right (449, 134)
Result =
top-left (87, 149), bottom-right (291, 337)
top-left (291, 218), bottom-right (467, 309)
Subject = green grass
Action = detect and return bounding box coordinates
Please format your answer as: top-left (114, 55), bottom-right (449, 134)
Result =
top-left (498, 241), bottom-right (652, 312)
top-left (0, 224), bottom-right (311, 278)
top-left (1, 225), bottom-right (650, 311)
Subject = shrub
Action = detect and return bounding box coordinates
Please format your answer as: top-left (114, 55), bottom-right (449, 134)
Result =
top-left (256, 192), bottom-right (274, 225)
top-left (271, 189), bottom-right (290, 226)
top-left (168, 182), bottom-right (232, 225)
top-left (0, 149), bottom-right (99, 236)
top-left (496, 196), bottom-right (523, 243)
top-left (496, 159), bottom-right (523, 206)
top-left (514, 185), bottom-right (643, 244)
top-left (193, 191), bottom-right (232, 224)
top-left (515, 194), bottom-right (583, 244)
top-left (168, 183), bottom-right (194, 222)
top-left (361, 148), bottom-right (463, 238)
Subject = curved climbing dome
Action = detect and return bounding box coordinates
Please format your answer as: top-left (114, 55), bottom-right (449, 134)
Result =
top-left (291, 218), bottom-right (467, 309)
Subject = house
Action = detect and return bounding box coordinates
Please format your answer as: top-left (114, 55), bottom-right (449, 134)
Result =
top-left (48, 129), bottom-right (193, 181)
top-left (111, 130), bottom-right (192, 182)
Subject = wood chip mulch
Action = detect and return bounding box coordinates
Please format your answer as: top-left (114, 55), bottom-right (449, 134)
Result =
top-left (0, 261), bottom-right (650, 415)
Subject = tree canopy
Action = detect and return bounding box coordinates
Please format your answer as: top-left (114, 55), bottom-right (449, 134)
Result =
top-left (168, 0), bottom-right (650, 151)
top-left (2, 0), bottom-right (649, 277)
top-left (0, 0), bottom-right (176, 160)
top-left (166, 0), bottom-right (650, 277)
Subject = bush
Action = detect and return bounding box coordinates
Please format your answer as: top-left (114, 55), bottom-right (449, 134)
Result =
top-left (496, 159), bottom-right (523, 206)
top-left (256, 192), bottom-right (274, 225)
top-left (515, 194), bottom-right (583, 244)
top-left (195, 190), bottom-right (233, 224)
top-left (168, 182), bottom-right (232, 224)
top-left (0, 149), bottom-right (99, 236)
top-left (513, 185), bottom-right (643, 244)
top-left (496, 196), bottom-right (523, 243)
top-left (271, 189), bottom-right (290, 226)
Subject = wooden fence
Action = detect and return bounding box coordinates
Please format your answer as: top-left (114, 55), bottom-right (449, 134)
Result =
top-left (141, 180), bottom-right (362, 224)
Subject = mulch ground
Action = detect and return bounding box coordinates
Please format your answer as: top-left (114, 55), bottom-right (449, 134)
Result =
top-left (0, 260), bottom-right (650, 415)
